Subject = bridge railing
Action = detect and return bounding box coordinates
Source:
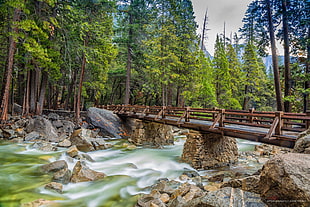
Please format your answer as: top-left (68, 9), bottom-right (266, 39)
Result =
top-left (102, 105), bottom-right (310, 139)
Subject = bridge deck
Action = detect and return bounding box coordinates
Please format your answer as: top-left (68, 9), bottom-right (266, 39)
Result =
top-left (102, 105), bottom-right (310, 148)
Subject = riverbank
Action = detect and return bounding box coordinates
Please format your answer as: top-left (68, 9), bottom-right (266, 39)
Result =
top-left (0, 108), bottom-right (309, 206)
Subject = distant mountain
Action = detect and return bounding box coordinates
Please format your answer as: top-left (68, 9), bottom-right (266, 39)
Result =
top-left (262, 55), bottom-right (284, 75)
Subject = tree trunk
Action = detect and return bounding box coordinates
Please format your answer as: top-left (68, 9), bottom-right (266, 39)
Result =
top-left (304, 28), bottom-right (310, 112)
top-left (29, 69), bottom-right (39, 113)
top-left (282, 0), bottom-right (292, 112)
top-left (64, 69), bottom-right (77, 110)
top-left (0, 8), bottom-right (20, 121)
top-left (201, 9), bottom-right (209, 51)
top-left (124, 13), bottom-right (133, 105)
top-left (266, 0), bottom-right (283, 111)
top-left (36, 70), bottom-right (48, 115)
top-left (76, 39), bottom-right (87, 121)
top-left (22, 70), bottom-right (30, 116)
top-left (243, 85), bottom-right (249, 110)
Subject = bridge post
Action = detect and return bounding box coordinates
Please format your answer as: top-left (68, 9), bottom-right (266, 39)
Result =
top-left (249, 108), bottom-right (255, 123)
top-left (219, 109), bottom-right (225, 127)
top-left (275, 111), bottom-right (283, 135)
top-left (185, 107), bottom-right (190, 122)
top-left (162, 106), bottom-right (166, 119)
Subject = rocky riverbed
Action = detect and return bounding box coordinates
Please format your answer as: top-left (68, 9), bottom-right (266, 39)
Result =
top-left (0, 107), bottom-right (309, 207)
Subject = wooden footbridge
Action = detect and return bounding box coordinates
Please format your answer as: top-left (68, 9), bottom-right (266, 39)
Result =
top-left (103, 105), bottom-right (310, 148)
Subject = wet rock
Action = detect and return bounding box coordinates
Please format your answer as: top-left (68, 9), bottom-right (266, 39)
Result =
top-left (24, 131), bottom-right (41, 141)
top-left (30, 142), bottom-right (57, 152)
top-left (44, 182), bottom-right (63, 193)
top-left (293, 134), bottom-right (310, 154)
top-left (182, 185), bottom-right (204, 202)
top-left (181, 132), bottom-right (238, 170)
top-left (53, 168), bottom-right (71, 184)
top-left (70, 128), bottom-right (112, 152)
top-left (160, 193), bottom-right (170, 203)
top-left (21, 199), bottom-right (55, 207)
top-left (203, 183), bottom-right (221, 192)
top-left (2, 129), bottom-right (17, 139)
top-left (170, 183), bottom-right (192, 200)
top-left (67, 145), bottom-right (79, 158)
top-left (25, 116), bottom-right (59, 142)
top-left (90, 138), bottom-right (112, 150)
top-left (77, 153), bottom-right (95, 162)
top-left (87, 107), bottom-right (129, 138)
top-left (41, 160), bottom-right (68, 173)
top-left (184, 187), bottom-right (266, 207)
top-left (70, 161), bottom-right (106, 183)
top-left (152, 180), bottom-right (180, 195)
top-left (259, 153), bottom-right (310, 206)
top-left (221, 175), bottom-right (261, 194)
top-left (137, 190), bottom-right (166, 207)
top-left (168, 196), bottom-right (186, 207)
top-left (208, 173), bottom-right (225, 182)
top-left (182, 169), bottom-right (200, 178)
top-left (58, 138), bottom-right (72, 147)
top-left (70, 129), bottom-right (95, 152)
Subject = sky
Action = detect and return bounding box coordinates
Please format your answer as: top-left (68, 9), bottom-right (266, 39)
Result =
top-left (191, 0), bottom-right (252, 55)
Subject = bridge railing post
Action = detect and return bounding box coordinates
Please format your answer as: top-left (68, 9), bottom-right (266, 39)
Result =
top-left (219, 109), bottom-right (225, 127)
top-left (185, 107), bottom-right (190, 122)
top-left (249, 108), bottom-right (254, 123)
top-left (275, 111), bottom-right (283, 136)
top-left (162, 106), bottom-right (166, 119)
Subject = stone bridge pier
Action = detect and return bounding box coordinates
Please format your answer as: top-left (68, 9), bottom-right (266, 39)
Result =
top-left (128, 118), bottom-right (238, 169)
top-left (181, 132), bottom-right (238, 170)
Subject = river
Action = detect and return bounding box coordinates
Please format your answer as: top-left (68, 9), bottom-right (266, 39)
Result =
top-left (0, 137), bottom-right (261, 207)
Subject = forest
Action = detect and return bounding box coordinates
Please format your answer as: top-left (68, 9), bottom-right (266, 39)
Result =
top-left (0, 0), bottom-right (309, 122)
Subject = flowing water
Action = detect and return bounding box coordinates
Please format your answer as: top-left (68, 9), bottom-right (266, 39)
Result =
top-left (0, 137), bottom-right (262, 207)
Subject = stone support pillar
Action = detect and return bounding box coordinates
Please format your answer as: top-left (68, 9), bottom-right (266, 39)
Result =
top-left (181, 132), bottom-right (238, 169)
top-left (129, 119), bottom-right (174, 147)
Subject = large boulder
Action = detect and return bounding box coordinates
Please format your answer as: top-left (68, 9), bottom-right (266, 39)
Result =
top-left (184, 187), bottom-right (266, 207)
top-left (70, 161), bottom-right (106, 183)
top-left (259, 153), bottom-right (310, 206)
top-left (181, 132), bottom-right (238, 169)
top-left (69, 128), bottom-right (112, 152)
top-left (41, 160), bottom-right (68, 173)
top-left (25, 116), bottom-right (59, 142)
top-left (86, 107), bottom-right (129, 138)
top-left (293, 134), bottom-right (310, 154)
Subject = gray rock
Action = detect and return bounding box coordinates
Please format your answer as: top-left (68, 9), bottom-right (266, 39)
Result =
top-left (70, 129), bottom-right (95, 152)
top-left (24, 131), bottom-right (41, 141)
top-left (87, 107), bottom-right (128, 138)
top-left (57, 138), bottom-right (71, 147)
top-left (184, 187), bottom-right (266, 207)
top-left (67, 145), bottom-right (79, 158)
top-left (221, 175), bottom-right (261, 194)
top-left (41, 160), bottom-right (68, 173)
top-left (53, 168), bottom-right (71, 184)
top-left (45, 182), bottom-right (63, 193)
top-left (48, 113), bottom-right (60, 121)
top-left (2, 129), bottom-right (17, 139)
top-left (70, 161), bottom-right (106, 183)
top-left (30, 142), bottom-right (57, 152)
top-left (293, 134), bottom-right (310, 154)
top-left (70, 128), bottom-right (112, 152)
top-left (259, 153), bottom-right (310, 206)
top-left (25, 116), bottom-right (59, 142)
